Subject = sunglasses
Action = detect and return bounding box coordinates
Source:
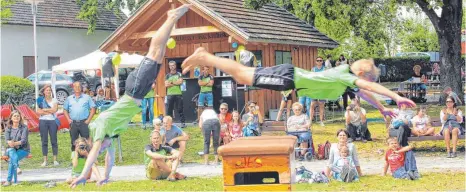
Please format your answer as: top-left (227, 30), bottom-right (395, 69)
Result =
top-left (316, 60), bottom-right (323, 62)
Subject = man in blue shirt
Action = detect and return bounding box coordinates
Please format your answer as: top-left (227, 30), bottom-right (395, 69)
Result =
top-left (64, 81), bottom-right (96, 153)
top-left (162, 116), bottom-right (189, 161)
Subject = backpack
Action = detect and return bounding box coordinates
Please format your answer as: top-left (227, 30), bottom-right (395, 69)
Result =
top-left (317, 141), bottom-right (331, 160)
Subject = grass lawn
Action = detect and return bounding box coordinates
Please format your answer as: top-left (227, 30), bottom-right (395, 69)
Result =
top-left (1, 103), bottom-right (463, 170)
top-left (2, 171), bottom-right (464, 191)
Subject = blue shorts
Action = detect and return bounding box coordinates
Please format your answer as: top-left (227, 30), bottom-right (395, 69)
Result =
top-left (287, 131), bottom-right (311, 143)
top-left (198, 92), bottom-right (213, 107)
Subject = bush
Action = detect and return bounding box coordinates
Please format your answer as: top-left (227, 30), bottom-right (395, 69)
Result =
top-left (374, 57), bottom-right (431, 82)
top-left (1, 75), bottom-right (34, 104)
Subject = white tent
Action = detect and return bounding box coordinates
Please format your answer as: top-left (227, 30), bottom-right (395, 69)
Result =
top-left (51, 50), bottom-right (145, 99)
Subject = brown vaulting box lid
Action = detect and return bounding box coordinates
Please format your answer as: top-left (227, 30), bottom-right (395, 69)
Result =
top-left (218, 136), bottom-right (296, 156)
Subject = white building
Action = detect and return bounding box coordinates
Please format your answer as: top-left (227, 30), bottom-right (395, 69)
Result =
top-left (1, 0), bottom-right (126, 77)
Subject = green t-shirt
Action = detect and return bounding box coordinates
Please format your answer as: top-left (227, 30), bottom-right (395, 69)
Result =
top-left (144, 144), bottom-right (173, 166)
top-left (144, 89), bottom-right (154, 98)
top-left (199, 74), bottom-right (213, 93)
top-left (294, 64), bottom-right (358, 100)
top-left (72, 157), bottom-right (86, 175)
top-left (165, 72), bottom-right (182, 95)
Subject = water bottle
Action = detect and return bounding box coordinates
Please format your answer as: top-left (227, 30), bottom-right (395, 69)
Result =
top-left (194, 67), bottom-right (200, 78)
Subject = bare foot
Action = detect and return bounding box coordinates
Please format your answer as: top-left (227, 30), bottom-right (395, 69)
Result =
top-left (167, 4), bottom-right (191, 20)
top-left (182, 47), bottom-right (209, 74)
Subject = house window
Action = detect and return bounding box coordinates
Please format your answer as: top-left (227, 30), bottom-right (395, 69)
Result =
top-left (275, 51), bottom-right (291, 65)
top-left (48, 56), bottom-right (61, 69)
top-left (23, 56), bottom-right (35, 77)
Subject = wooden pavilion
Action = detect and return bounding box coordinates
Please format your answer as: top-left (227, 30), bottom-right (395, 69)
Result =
top-left (99, 0), bottom-right (338, 119)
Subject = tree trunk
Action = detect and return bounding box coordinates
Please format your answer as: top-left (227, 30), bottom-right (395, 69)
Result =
top-left (438, 1), bottom-right (463, 102)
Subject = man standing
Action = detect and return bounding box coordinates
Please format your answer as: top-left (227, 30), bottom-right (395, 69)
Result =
top-left (197, 66), bottom-right (214, 121)
top-left (309, 57), bottom-right (326, 127)
top-left (165, 61), bottom-right (186, 128)
top-left (64, 81), bottom-right (96, 154)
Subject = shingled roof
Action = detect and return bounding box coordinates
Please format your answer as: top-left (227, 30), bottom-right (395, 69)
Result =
top-left (4, 0), bottom-right (126, 31)
top-left (192, 0), bottom-right (338, 48)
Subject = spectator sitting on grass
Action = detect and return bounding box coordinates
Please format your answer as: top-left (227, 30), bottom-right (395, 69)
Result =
top-left (66, 138), bottom-right (101, 184)
top-left (325, 129), bottom-right (362, 178)
top-left (163, 116), bottom-right (189, 161)
top-left (331, 145), bottom-right (359, 182)
top-left (344, 98), bottom-right (371, 142)
top-left (410, 106), bottom-right (435, 136)
top-left (144, 131), bottom-right (186, 181)
top-left (382, 137), bottom-right (419, 180)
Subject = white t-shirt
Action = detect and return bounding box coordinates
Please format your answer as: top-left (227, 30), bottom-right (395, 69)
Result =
top-left (200, 109), bottom-right (218, 122)
top-left (325, 59), bottom-right (332, 69)
top-left (411, 115), bottom-right (430, 131)
top-left (344, 108), bottom-right (366, 126)
top-left (39, 98), bottom-right (58, 120)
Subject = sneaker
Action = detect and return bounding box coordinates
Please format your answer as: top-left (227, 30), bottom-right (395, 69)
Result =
top-left (407, 171), bottom-right (415, 180)
top-left (53, 161), bottom-right (60, 166)
top-left (320, 122), bottom-right (325, 127)
top-left (362, 139), bottom-right (367, 143)
top-left (174, 172), bottom-right (187, 180)
top-left (355, 137), bottom-right (362, 141)
top-left (41, 161), bottom-right (47, 167)
top-left (413, 171), bottom-right (421, 179)
top-left (447, 152), bottom-right (453, 158)
top-left (2, 181), bottom-right (11, 186)
top-left (452, 152), bottom-right (457, 158)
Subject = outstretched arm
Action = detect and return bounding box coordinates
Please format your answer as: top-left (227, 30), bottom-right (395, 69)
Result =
top-left (356, 89), bottom-right (396, 118)
top-left (355, 79), bottom-right (416, 108)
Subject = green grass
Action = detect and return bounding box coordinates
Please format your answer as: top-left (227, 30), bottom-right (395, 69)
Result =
top-left (2, 172), bottom-right (464, 191)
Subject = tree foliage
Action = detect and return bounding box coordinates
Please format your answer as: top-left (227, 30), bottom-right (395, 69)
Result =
top-left (398, 18), bottom-right (439, 52)
top-left (1, 0), bottom-right (15, 22)
top-left (75, 0), bottom-right (148, 34)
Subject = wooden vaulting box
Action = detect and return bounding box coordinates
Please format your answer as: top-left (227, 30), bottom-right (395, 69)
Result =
top-left (218, 136), bottom-right (297, 191)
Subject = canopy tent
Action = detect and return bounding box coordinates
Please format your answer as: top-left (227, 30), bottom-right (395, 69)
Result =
top-left (51, 50), bottom-right (145, 99)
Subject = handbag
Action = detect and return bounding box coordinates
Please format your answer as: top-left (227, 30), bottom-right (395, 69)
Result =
top-left (40, 96), bottom-right (61, 127)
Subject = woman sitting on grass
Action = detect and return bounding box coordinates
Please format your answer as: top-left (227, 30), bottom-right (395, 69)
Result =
top-left (410, 106), bottom-right (435, 136)
top-left (325, 129), bottom-right (362, 179)
top-left (66, 138), bottom-right (101, 184)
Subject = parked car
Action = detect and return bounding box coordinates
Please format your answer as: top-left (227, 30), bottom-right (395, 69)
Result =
top-left (26, 71), bottom-right (74, 105)
top-left (78, 68), bottom-right (135, 96)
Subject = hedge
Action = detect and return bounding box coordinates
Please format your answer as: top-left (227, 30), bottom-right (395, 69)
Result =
top-left (374, 57), bottom-right (431, 82)
top-left (1, 75), bottom-right (34, 104)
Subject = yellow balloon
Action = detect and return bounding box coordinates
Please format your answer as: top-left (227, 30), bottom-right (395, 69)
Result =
top-left (167, 38), bottom-right (176, 49)
top-left (237, 45), bottom-right (245, 51)
top-left (112, 53), bottom-right (121, 67)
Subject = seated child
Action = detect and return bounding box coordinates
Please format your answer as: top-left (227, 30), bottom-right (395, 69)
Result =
top-left (382, 137), bottom-right (419, 180)
top-left (411, 106), bottom-right (435, 136)
top-left (242, 115), bottom-right (259, 137)
top-left (153, 118), bottom-right (166, 144)
top-left (331, 145), bottom-right (359, 182)
top-left (66, 138), bottom-right (101, 184)
top-left (219, 115), bottom-right (231, 145)
top-left (229, 111), bottom-right (243, 141)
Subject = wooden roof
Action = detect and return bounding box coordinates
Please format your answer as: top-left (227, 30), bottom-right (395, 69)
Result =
top-left (99, 0), bottom-right (338, 53)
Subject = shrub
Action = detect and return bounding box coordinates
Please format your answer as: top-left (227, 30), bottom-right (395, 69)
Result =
top-left (1, 75), bottom-right (34, 104)
top-left (374, 57), bottom-right (431, 82)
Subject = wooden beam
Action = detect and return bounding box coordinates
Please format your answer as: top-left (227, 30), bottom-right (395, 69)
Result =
top-left (131, 13), bottom-right (167, 46)
top-left (129, 26), bottom-right (222, 40)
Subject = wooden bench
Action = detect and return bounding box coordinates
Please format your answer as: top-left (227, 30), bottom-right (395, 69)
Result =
top-left (408, 135), bottom-right (465, 141)
top-left (261, 121), bottom-right (286, 132)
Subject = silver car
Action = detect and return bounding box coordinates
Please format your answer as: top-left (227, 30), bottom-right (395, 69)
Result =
top-left (26, 71), bottom-right (74, 104)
